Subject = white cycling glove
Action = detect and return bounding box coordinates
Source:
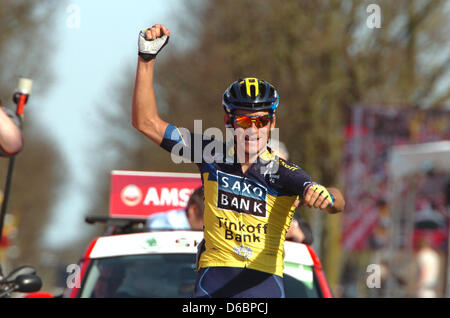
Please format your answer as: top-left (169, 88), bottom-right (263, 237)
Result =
top-left (138, 29), bottom-right (169, 61)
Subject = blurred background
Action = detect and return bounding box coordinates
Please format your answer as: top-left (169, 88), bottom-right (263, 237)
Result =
top-left (0, 0), bottom-right (449, 297)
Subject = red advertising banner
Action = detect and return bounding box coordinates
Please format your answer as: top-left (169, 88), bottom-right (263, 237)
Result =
top-left (109, 170), bottom-right (202, 218)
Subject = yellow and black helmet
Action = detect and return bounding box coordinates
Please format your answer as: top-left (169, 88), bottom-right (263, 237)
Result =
top-left (222, 77), bottom-right (279, 114)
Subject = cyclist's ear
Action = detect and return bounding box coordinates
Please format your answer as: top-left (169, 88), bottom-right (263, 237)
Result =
top-left (270, 115), bottom-right (276, 130)
top-left (224, 113), bottom-right (233, 127)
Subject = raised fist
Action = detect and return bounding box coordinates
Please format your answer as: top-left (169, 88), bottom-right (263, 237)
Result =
top-left (138, 24), bottom-right (171, 61)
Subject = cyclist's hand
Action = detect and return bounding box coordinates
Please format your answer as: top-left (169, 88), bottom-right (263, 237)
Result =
top-left (302, 183), bottom-right (334, 210)
top-left (138, 24), bottom-right (170, 61)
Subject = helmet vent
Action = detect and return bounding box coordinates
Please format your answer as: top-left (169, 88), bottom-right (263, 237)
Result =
top-left (230, 87), bottom-right (237, 99)
top-left (250, 85), bottom-right (256, 98)
top-left (240, 84), bottom-right (247, 99)
top-left (259, 83), bottom-right (266, 98)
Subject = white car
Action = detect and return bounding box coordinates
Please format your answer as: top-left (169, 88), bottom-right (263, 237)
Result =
top-left (65, 227), bottom-right (333, 298)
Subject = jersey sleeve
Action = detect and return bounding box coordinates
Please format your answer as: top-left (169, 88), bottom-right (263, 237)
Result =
top-left (159, 123), bottom-right (226, 164)
top-left (278, 158), bottom-right (313, 197)
top-left (291, 169), bottom-right (313, 197)
top-left (159, 123), bottom-right (197, 162)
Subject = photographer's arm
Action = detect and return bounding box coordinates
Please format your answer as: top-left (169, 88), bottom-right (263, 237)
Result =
top-left (0, 107), bottom-right (23, 155)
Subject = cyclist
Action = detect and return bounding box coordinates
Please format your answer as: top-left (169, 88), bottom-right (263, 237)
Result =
top-left (0, 106), bottom-right (23, 156)
top-left (132, 24), bottom-right (345, 298)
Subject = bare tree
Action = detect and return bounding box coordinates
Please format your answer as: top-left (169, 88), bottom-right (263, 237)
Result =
top-left (0, 0), bottom-right (67, 292)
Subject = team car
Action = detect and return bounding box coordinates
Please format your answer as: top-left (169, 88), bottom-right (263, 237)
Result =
top-left (63, 217), bottom-right (333, 298)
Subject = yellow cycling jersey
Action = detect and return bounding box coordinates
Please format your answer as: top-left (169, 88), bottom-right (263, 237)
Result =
top-left (160, 124), bottom-right (313, 277)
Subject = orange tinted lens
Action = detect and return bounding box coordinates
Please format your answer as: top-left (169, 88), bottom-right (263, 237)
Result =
top-left (235, 116), bottom-right (253, 128)
top-left (255, 115), bottom-right (271, 128)
top-left (234, 115), bottom-right (272, 128)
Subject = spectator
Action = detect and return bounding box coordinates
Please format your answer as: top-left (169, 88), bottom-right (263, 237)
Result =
top-left (286, 215), bottom-right (314, 245)
top-left (0, 106), bottom-right (23, 156)
top-left (415, 237), bottom-right (440, 298)
top-left (147, 187), bottom-right (204, 230)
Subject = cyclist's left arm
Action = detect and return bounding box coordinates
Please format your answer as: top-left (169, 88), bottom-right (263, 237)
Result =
top-left (325, 187), bottom-right (345, 213)
top-left (278, 159), bottom-right (345, 214)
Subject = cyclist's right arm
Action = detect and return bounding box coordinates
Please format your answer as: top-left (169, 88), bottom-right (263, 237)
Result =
top-left (132, 25), bottom-right (170, 146)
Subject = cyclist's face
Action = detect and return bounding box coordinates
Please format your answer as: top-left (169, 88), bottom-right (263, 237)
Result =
top-left (229, 110), bottom-right (276, 157)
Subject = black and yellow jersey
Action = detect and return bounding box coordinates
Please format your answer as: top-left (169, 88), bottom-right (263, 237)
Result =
top-left (160, 124), bottom-right (313, 277)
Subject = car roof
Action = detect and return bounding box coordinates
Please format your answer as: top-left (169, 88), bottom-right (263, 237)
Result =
top-left (87, 231), bottom-right (314, 266)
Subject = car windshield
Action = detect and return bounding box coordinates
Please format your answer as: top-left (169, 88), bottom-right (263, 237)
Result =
top-left (80, 254), bottom-right (321, 298)
top-left (283, 273), bottom-right (320, 298)
top-left (80, 254), bottom-right (198, 298)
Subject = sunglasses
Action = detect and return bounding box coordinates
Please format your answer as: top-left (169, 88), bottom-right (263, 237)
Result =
top-left (232, 114), bottom-right (273, 129)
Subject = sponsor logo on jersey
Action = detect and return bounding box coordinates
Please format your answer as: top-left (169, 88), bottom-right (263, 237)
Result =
top-left (279, 159), bottom-right (299, 171)
top-left (233, 245), bottom-right (253, 259)
top-left (217, 171), bottom-right (267, 217)
top-left (217, 216), bottom-right (268, 244)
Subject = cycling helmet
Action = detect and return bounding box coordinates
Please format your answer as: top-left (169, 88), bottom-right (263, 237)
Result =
top-left (222, 77), bottom-right (279, 114)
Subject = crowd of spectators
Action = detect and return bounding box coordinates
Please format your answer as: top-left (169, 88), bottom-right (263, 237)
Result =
top-left (342, 106), bottom-right (450, 251)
